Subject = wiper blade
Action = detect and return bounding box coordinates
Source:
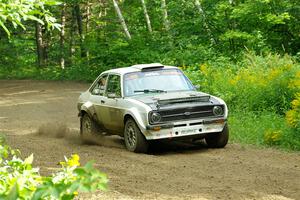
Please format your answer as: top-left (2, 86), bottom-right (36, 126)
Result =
top-left (134, 89), bottom-right (167, 93)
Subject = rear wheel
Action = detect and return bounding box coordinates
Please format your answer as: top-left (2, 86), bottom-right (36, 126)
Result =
top-left (124, 118), bottom-right (149, 153)
top-left (80, 114), bottom-right (98, 143)
top-left (205, 124), bottom-right (229, 148)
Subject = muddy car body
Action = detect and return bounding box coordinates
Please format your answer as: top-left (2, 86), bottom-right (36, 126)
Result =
top-left (77, 63), bottom-right (229, 153)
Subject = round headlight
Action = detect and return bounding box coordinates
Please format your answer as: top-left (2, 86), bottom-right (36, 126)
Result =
top-left (151, 112), bottom-right (161, 123)
top-left (213, 106), bottom-right (224, 116)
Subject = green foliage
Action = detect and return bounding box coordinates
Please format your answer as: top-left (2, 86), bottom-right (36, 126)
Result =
top-left (1, 0), bottom-right (300, 72)
top-left (286, 92), bottom-right (300, 131)
top-left (0, 142), bottom-right (108, 200)
top-left (229, 111), bottom-right (300, 151)
top-left (185, 53), bottom-right (299, 114)
top-left (0, 0), bottom-right (61, 37)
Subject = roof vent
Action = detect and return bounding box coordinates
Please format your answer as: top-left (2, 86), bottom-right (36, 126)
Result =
top-left (131, 63), bottom-right (164, 71)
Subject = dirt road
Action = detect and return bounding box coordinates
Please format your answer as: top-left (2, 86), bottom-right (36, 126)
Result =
top-left (0, 80), bottom-right (299, 200)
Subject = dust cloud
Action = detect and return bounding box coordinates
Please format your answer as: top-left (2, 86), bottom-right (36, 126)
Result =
top-left (81, 133), bottom-right (124, 149)
top-left (37, 122), bottom-right (70, 138)
top-left (36, 122), bottom-right (124, 149)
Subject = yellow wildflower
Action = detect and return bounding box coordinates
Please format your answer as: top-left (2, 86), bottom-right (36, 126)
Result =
top-left (67, 154), bottom-right (80, 167)
top-left (268, 68), bottom-right (281, 80)
top-left (264, 130), bottom-right (281, 144)
top-left (283, 64), bottom-right (292, 70)
top-left (286, 110), bottom-right (298, 127)
top-left (59, 161), bottom-right (66, 167)
top-left (288, 79), bottom-right (300, 89)
top-left (286, 93), bottom-right (300, 128)
top-left (200, 64), bottom-right (208, 76)
top-left (229, 74), bottom-right (241, 86)
top-left (229, 79), bottom-right (237, 85)
top-left (292, 98), bottom-right (300, 108)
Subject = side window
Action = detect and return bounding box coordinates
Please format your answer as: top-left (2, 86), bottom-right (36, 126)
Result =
top-left (106, 74), bottom-right (121, 97)
top-left (91, 74), bottom-right (108, 96)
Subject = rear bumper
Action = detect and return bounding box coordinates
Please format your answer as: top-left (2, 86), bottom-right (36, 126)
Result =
top-left (144, 118), bottom-right (226, 140)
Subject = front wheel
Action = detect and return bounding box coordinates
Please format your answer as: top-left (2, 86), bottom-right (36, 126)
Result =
top-left (80, 114), bottom-right (98, 143)
top-left (124, 119), bottom-right (149, 153)
top-left (205, 124), bottom-right (229, 148)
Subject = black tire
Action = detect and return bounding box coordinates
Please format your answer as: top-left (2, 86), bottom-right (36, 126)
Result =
top-left (124, 118), bottom-right (149, 153)
top-left (80, 114), bottom-right (98, 143)
top-left (205, 124), bottom-right (229, 148)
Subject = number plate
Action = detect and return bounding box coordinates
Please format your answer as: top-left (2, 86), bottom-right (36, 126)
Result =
top-left (181, 129), bottom-right (197, 135)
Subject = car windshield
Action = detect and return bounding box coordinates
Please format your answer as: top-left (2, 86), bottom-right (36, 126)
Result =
top-left (124, 69), bottom-right (195, 96)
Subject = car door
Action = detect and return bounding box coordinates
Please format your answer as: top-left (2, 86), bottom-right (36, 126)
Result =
top-left (102, 74), bottom-right (124, 134)
top-left (89, 74), bottom-right (109, 129)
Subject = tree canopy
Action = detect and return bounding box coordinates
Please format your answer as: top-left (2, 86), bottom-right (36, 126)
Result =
top-left (0, 0), bottom-right (299, 70)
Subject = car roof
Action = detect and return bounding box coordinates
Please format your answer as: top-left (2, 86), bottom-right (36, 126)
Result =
top-left (103, 63), bottom-right (178, 76)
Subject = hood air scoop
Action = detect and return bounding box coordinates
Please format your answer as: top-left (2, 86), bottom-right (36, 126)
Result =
top-left (157, 95), bottom-right (211, 106)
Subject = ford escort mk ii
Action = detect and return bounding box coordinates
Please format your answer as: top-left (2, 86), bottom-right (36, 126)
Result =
top-left (77, 63), bottom-right (229, 153)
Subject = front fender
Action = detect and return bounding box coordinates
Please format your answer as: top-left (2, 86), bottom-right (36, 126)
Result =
top-left (79, 101), bottom-right (98, 121)
top-left (124, 108), bottom-right (148, 134)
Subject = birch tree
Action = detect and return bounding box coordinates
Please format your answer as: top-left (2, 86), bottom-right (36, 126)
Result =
top-left (69, 7), bottom-right (76, 63)
top-left (112, 0), bottom-right (131, 39)
top-left (195, 0), bottom-right (216, 45)
top-left (140, 0), bottom-right (152, 33)
top-left (35, 22), bottom-right (45, 67)
top-left (161, 0), bottom-right (170, 31)
top-left (86, 0), bottom-right (91, 58)
top-left (60, 3), bottom-right (66, 69)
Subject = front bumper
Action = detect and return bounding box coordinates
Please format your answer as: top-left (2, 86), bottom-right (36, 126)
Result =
top-left (144, 118), bottom-right (226, 140)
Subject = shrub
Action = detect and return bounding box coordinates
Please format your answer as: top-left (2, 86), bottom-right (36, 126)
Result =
top-left (0, 142), bottom-right (108, 199)
top-left (185, 53), bottom-right (300, 114)
top-left (286, 92), bottom-right (300, 131)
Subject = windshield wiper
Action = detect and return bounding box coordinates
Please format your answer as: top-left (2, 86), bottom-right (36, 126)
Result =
top-left (134, 89), bottom-right (167, 93)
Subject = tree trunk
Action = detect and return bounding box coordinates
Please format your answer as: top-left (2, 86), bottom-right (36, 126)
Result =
top-left (161, 0), bottom-right (170, 31)
top-left (74, 4), bottom-right (86, 57)
top-left (60, 3), bottom-right (66, 69)
top-left (69, 6), bottom-right (76, 64)
top-left (86, 0), bottom-right (90, 59)
top-left (112, 0), bottom-right (131, 39)
top-left (140, 0), bottom-right (152, 33)
top-left (35, 22), bottom-right (45, 67)
top-left (195, 0), bottom-right (216, 45)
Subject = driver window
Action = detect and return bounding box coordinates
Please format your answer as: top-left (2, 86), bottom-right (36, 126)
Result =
top-left (106, 74), bottom-right (121, 97)
top-left (91, 74), bottom-right (108, 95)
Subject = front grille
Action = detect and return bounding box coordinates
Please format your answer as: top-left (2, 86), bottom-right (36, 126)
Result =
top-left (158, 96), bottom-right (210, 106)
top-left (157, 105), bottom-right (221, 123)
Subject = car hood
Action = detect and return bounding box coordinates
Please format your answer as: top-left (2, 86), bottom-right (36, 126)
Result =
top-left (130, 90), bottom-right (221, 110)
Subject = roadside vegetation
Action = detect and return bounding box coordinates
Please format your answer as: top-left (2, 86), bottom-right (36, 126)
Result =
top-left (0, 0), bottom-right (299, 153)
top-left (0, 135), bottom-right (108, 199)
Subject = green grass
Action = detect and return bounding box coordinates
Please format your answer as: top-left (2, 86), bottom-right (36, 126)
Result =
top-left (229, 110), bottom-right (300, 151)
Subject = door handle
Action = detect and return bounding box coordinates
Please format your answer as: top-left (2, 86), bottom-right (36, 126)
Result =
top-left (101, 100), bottom-right (105, 104)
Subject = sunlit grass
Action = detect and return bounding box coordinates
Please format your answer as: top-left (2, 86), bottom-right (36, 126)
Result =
top-left (229, 110), bottom-right (300, 151)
